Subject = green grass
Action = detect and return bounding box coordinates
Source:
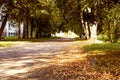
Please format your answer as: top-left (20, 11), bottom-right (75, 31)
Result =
top-left (83, 43), bottom-right (120, 52)
top-left (0, 37), bottom-right (62, 47)
top-left (83, 42), bottom-right (120, 78)
top-left (0, 42), bottom-right (13, 47)
top-left (0, 41), bottom-right (29, 47)
top-left (2, 37), bottom-right (62, 42)
top-left (3, 36), bottom-right (19, 40)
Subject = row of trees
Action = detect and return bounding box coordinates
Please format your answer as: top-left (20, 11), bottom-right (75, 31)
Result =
top-left (0, 0), bottom-right (61, 39)
top-left (0, 0), bottom-right (120, 42)
top-left (55, 0), bottom-right (120, 42)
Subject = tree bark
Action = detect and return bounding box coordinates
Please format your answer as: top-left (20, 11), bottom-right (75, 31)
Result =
top-left (0, 14), bottom-right (8, 39)
top-left (18, 21), bottom-right (21, 38)
top-left (85, 22), bottom-right (90, 39)
top-left (23, 22), bottom-right (26, 39)
top-left (26, 17), bottom-right (29, 38)
top-left (90, 22), bottom-right (98, 40)
top-left (30, 17), bottom-right (34, 38)
top-left (107, 19), bottom-right (111, 41)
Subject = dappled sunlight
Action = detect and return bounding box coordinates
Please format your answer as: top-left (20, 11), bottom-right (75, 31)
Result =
top-left (0, 41), bottom-right (86, 79)
top-left (3, 68), bottom-right (28, 75)
top-left (21, 56), bottom-right (93, 80)
top-left (69, 50), bottom-right (84, 53)
top-left (0, 40), bottom-right (118, 79)
top-left (88, 50), bottom-right (107, 56)
top-left (54, 53), bottom-right (87, 64)
top-left (0, 40), bottom-right (99, 79)
top-left (0, 58), bottom-right (34, 76)
top-left (93, 40), bottom-right (103, 44)
top-left (86, 50), bottom-right (120, 80)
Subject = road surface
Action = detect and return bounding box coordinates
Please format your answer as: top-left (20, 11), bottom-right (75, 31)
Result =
top-left (0, 40), bottom-right (78, 79)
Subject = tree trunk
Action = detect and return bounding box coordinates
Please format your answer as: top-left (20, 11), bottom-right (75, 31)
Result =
top-left (26, 17), bottom-right (29, 38)
top-left (85, 22), bottom-right (90, 39)
top-left (0, 14), bottom-right (8, 40)
top-left (112, 18), bottom-right (117, 43)
top-left (23, 22), bottom-right (26, 39)
top-left (81, 13), bottom-right (87, 40)
top-left (23, 17), bottom-right (29, 39)
top-left (90, 22), bottom-right (98, 40)
top-left (30, 17), bottom-right (34, 38)
top-left (88, 23), bottom-right (91, 39)
top-left (107, 19), bottom-right (111, 41)
top-left (18, 21), bottom-right (21, 38)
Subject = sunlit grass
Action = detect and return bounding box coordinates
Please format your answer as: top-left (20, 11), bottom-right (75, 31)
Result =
top-left (0, 41), bottom-right (29, 47)
top-left (83, 42), bottom-right (120, 52)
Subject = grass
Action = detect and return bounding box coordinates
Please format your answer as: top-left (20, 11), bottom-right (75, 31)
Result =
top-left (0, 37), bottom-right (63, 47)
top-left (3, 36), bottom-right (19, 40)
top-left (2, 36), bottom-right (62, 42)
top-left (0, 42), bottom-right (13, 47)
top-left (83, 42), bottom-right (120, 79)
top-left (83, 42), bottom-right (120, 52)
top-left (0, 38), bottom-right (51, 47)
top-left (0, 41), bottom-right (29, 47)
top-left (0, 40), bottom-right (119, 79)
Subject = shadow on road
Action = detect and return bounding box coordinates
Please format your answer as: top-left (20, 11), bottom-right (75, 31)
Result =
top-left (0, 40), bottom-right (81, 79)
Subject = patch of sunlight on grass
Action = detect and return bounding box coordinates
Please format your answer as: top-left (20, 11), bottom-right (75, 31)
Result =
top-left (0, 41), bottom-right (29, 47)
top-left (93, 40), bottom-right (103, 44)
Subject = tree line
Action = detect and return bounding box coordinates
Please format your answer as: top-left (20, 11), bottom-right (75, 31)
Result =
top-left (0, 0), bottom-right (120, 42)
top-left (56, 0), bottom-right (120, 42)
top-left (0, 0), bottom-right (58, 39)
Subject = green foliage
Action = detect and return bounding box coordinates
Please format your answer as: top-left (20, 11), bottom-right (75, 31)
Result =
top-left (55, 0), bottom-right (84, 34)
top-left (98, 1), bottom-right (120, 43)
top-left (97, 34), bottom-right (105, 41)
top-left (1, 0), bottom-right (120, 41)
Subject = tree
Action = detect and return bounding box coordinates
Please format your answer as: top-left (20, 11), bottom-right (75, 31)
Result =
top-left (55, 0), bottom-right (99, 39)
top-left (0, 0), bottom-right (13, 39)
top-left (56, 0), bottom-right (120, 42)
top-left (101, 3), bottom-right (120, 42)
top-left (0, 0), bottom-right (48, 39)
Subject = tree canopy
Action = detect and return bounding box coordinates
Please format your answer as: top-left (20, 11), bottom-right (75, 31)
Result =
top-left (55, 0), bottom-right (120, 42)
top-left (0, 0), bottom-right (120, 42)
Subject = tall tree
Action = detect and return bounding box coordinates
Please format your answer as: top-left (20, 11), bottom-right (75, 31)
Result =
top-left (56, 0), bottom-right (120, 42)
top-left (55, 0), bottom-right (99, 39)
top-left (0, 0), bottom-right (48, 39)
top-left (0, 0), bottom-right (13, 39)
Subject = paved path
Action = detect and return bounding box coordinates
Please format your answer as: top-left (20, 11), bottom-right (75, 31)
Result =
top-left (0, 40), bottom-right (77, 79)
